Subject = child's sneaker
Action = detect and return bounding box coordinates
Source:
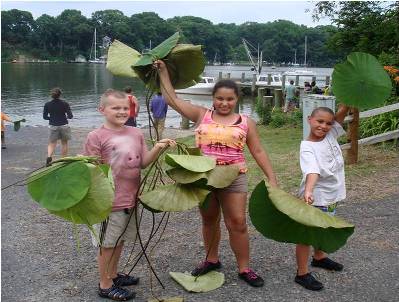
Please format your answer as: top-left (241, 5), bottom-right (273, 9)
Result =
top-left (295, 272), bottom-right (323, 291)
top-left (311, 257), bottom-right (343, 271)
top-left (46, 157), bottom-right (52, 167)
top-left (191, 260), bottom-right (222, 276)
top-left (238, 268), bottom-right (264, 287)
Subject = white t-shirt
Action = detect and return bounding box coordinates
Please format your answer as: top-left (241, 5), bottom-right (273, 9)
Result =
top-left (298, 122), bottom-right (346, 206)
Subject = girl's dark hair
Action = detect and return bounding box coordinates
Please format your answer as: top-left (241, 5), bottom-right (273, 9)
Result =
top-left (212, 79), bottom-right (240, 97)
top-left (51, 87), bottom-right (62, 99)
top-left (311, 107), bottom-right (335, 117)
top-left (124, 86), bottom-right (132, 93)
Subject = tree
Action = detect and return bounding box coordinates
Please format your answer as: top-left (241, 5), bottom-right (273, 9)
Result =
top-left (312, 1), bottom-right (399, 64)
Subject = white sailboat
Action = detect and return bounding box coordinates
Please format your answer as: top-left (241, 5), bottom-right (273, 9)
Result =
top-left (89, 28), bottom-right (106, 64)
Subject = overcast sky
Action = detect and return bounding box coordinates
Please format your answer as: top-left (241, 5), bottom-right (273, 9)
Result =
top-left (1, 0), bottom-right (332, 27)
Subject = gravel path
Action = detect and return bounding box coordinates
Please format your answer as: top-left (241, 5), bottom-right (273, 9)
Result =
top-left (1, 126), bottom-right (398, 302)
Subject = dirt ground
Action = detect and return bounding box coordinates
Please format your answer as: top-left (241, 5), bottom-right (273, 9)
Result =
top-left (1, 125), bottom-right (398, 302)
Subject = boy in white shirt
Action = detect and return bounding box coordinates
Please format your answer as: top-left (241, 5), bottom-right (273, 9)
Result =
top-left (296, 104), bottom-right (350, 291)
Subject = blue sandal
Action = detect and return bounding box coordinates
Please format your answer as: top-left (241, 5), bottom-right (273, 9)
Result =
top-left (113, 273), bottom-right (139, 286)
top-left (98, 284), bottom-right (135, 301)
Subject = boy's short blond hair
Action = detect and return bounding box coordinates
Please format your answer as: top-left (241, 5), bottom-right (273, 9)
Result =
top-left (100, 89), bottom-right (128, 107)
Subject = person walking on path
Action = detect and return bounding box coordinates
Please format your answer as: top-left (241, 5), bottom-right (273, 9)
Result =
top-left (43, 87), bottom-right (73, 166)
top-left (295, 105), bottom-right (350, 291)
top-left (150, 92), bottom-right (168, 139)
top-left (156, 59), bottom-right (278, 287)
top-left (1, 112), bottom-right (13, 149)
top-left (284, 80), bottom-right (298, 112)
top-left (124, 86), bottom-right (140, 127)
top-left (83, 89), bottom-right (175, 301)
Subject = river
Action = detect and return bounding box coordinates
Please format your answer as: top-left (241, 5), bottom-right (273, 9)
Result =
top-left (1, 63), bottom-right (332, 128)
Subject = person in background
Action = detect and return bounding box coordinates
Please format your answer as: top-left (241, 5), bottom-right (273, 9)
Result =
top-left (295, 104), bottom-right (350, 291)
top-left (150, 92), bottom-right (168, 139)
top-left (124, 86), bottom-right (140, 127)
top-left (304, 81), bottom-right (312, 93)
top-left (1, 112), bottom-right (13, 149)
top-left (43, 88), bottom-right (73, 166)
top-left (284, 80), bottom-right (299, 113)
top-left (311, 81), bottom-right (322, 94)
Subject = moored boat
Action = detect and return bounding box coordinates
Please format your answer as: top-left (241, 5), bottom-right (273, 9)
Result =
top-left (175, 77), bottom-right (215, 95)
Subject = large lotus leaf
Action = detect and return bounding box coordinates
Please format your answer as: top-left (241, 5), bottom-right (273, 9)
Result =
top-left (106, 39), bottom-right (141, 78)
top-left (249, 180), bottom-right (355, 253)
top-left (167, 165), bottom-right (240, 189)
top-left (49, 164), bottom-right (113, 225)
top-left (13, 118), bottom-right (25, 131)
top-left (27, 161), bottom-right (69, 183)
top-left (165, 154), bottom-right (216, 173)
top-left (165, 44), bottom-right (206, 89)
top-left (169, 271), bottom-right (224, 293)
top-left (28, 161), bottom-right (91, 211)
top-left (133, 44), bottom-right (206, 90)
top-left (139, 184), bottom-right (210, 212)
top-left (134, 32), bottom-right (179, 67)
top-left (332, 52), bottom-right (392, 109)
top-left (52, 155), bottom-right (99, 164)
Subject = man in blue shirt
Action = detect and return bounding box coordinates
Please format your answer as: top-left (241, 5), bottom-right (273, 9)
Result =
top-left (150, 92), bottom-right (168, 139)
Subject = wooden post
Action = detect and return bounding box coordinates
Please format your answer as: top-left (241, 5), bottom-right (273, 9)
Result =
top-left (218, 71), bottom-right (222, 80)
top-left (267, 74), bottom-right (272, 85)
top-left (258, 87), bottom-right (265, 97)
top-left (274, 89), bottom-right (284, 107)
top-left (261, 96), bottom-right (273, 124)
top-left (227, 72), bottom-right (231, 79)
top-left (281, 75), bottom-right (286, 91)
top-left (241, 72), bottom-right (245, 83)
top-left (347, 107), bottom-right (359, 164)
top-left (181, 100), bottom-right (191, 129)
top-left (325, 76), bottom-right (330, 86)
top-left (295, 75), bottom-right (300, 86)
top-left (251, 74), bottom-right (257, 96)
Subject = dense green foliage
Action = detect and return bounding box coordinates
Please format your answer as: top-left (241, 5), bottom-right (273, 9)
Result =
top-left (2, 8), bottom-right (340, 66)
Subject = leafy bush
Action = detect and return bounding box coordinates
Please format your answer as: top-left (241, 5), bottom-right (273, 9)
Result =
top-left (269, 108), bottom-right (303, 128)
top-left (255, 96), bottom-right (272, 125)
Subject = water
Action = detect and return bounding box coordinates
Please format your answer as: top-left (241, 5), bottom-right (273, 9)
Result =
top-left (1, 63), bottom-right (332, 128)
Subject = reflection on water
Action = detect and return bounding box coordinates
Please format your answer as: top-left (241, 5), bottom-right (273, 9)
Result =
top-left (1, 63), bottom-right (331, 128)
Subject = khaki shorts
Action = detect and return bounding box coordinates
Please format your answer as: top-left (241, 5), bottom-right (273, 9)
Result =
top-left (91, 209), bottom-right (137, 248)
top-left (49, 125), bottom-right (71, 143)
top-left (218, 173), bottom-right (248, 193)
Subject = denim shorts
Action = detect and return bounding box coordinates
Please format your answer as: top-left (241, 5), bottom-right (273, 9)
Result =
top-left (313, 202), bottom-right (338, 216)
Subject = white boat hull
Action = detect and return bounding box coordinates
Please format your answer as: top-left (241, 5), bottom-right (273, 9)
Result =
top-left (176, 86), bottom-right (213, 95)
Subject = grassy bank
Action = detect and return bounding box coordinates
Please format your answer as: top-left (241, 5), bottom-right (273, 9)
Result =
top-left (175, 125), bottom-right (399, 200)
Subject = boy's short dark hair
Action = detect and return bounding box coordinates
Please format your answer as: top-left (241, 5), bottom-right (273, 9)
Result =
top-left (51, 88), bottom-right (62, 99)
top-left (311, 107), bottom-right (335, 117)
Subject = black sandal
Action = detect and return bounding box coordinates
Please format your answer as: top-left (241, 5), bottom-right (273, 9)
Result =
top-left (113, 273), bottom-right (139, 286)
top-left (98, 284), bottom-right (135, 301)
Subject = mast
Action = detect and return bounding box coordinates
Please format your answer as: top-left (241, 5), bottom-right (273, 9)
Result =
top-left (242, 38), bottom-right (260, 74)
top-left (94, 28), bottom-right (97, 60)
top-left (304, 36), bottom-right (307, 66)
top-left (294, 49), bottom-right (297, 65)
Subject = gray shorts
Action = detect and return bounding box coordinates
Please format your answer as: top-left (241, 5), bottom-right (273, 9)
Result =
top-left (218, 173), bottom-right (248, 193)
top-left (49, 125), bottom-right (71, 143)
top-left (91, 209), bottom-right (137, 248)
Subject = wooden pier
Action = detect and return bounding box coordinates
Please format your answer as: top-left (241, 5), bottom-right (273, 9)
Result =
top-left (210, 71), bottom-right (331, 96)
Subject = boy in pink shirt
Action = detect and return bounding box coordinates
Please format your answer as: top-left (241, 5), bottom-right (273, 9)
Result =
top-left (84, 89), bottom-right (175, 301)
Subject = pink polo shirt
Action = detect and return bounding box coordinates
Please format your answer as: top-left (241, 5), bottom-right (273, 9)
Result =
top-left (83, 125), bottom-right (147, 211)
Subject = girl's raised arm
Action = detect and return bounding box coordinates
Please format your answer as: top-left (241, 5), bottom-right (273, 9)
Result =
top-left (155, 60), bottom-right (206, 124)
top-left (246, 118), bottom-right (278, 187)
